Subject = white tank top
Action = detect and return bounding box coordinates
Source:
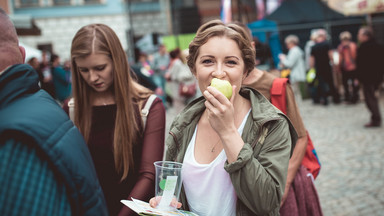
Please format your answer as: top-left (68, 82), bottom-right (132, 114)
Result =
top-left (182, 109), bottom-right (251, 216)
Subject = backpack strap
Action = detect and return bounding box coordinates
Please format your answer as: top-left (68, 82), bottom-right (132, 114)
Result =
top-left (68, 98), bottom-right (75, 122)
top-left (270, 78), bottom-right (289, 114)
top-left (141, 94), bottom-right (157, 129)
top-left (271, 78), bottom-right (321, 178)
top-left (253, 78), bottom-right (288, 151)
top-left (68, 94), bottom-right (157, 130)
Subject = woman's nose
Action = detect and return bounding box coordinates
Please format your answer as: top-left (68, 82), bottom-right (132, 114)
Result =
top-left (212, 64), bottom-right (226, 78)
top-left (89, 70), bottom-right (98, 82)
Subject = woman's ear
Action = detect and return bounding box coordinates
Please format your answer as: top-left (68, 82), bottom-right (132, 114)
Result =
top-left (243, 68), bottom-right (250, 80)
top-left (191, 68), bottom-right (197, 77)
top-left (19, 46), bottom-right (26, 63)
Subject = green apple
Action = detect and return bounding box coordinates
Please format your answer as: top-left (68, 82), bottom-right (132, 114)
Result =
top-left (210, 78), bottom-right (233, 100)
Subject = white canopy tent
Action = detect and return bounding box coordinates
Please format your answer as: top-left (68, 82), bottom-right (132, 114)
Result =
top-left (327, 0), bottom-right (384, 26)
top-left (327, 0), bottom-right (384, 16)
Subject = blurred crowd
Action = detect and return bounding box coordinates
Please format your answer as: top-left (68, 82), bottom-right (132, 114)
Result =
top-left (26, 25), bottom-right (383, 127)
top-left (267, 26), bottom-right (383, 127)
top-left (27, 51), bottom-right (72, 105)
top-left (131, 44), bottom-right (200, 113)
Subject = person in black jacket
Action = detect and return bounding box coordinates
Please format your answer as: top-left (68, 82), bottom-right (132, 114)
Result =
top-left (310, 29), bottom-right (340, 105)
top-left (356, 26), bottom-right (384, 127)
top-left (0, 8), bottom-right (108, 215)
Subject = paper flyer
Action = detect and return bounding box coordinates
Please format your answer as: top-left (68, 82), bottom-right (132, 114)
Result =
top-left (121, 198), bottom-right (199, 216)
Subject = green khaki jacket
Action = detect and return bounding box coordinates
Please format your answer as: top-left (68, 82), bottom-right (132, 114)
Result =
top-left (165, 87), bottom-right (298, 216)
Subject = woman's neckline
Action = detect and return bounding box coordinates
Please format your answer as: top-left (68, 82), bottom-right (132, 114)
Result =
top-left (93, 103), bottom-right (116, 107)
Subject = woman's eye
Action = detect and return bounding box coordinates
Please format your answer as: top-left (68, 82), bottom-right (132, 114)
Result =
top-left (202, 59), bottom-right (213, 64)
top-left (227, 60), bottom-right (237, 65)
top-left (79, 68), bottom-right (88, 73)
top-left (96, 66), bottom-right (105, 71)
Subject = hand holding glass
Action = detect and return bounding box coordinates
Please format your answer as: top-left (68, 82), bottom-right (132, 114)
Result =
top-left (152, 161), bottom-right (183, 210)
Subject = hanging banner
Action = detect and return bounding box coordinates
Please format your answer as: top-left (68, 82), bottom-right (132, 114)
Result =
top-left (221, 0), bottom-right (232, 23)
top-left (256, 0), bottom-right (265, 20)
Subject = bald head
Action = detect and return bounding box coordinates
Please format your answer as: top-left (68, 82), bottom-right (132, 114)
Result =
top-left (0, 8), bottom-right (25, 72)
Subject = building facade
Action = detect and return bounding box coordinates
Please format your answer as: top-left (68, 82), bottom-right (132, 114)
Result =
top-left (9, 0), bottom-right (262, 62)
top-left (11, 0), bottom-right (171, 61)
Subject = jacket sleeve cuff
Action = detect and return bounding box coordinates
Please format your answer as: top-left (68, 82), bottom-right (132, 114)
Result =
top-left (224, 143), bottom-right (253, 173)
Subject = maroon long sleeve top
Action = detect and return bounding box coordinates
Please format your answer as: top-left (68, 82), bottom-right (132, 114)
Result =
top-left (67, 97), bottom-right (165, 215)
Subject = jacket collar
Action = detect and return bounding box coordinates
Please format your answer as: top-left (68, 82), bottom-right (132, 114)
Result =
top-left (0, 64), bottom-right (40, 109)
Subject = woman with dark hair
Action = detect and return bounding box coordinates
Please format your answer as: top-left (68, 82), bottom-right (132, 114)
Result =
top-left (166, 48), bottom-right (196, 112)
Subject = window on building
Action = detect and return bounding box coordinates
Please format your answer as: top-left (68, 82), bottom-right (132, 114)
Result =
top-left (129, 0), bottom-right (157, 2)
top-left (83, 0), bottom-right (103, 4)
top-left (16, 0), bottom-right (40, 8)
top-left (53, 0), bottom-right (71, 6)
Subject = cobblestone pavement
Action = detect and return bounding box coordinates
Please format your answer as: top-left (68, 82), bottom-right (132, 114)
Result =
top-left (165, 94), bottom-right (384, 216)
top-left (299, 95), bottom-right (384, 216)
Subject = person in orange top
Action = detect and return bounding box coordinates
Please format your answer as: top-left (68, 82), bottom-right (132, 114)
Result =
top-left (337, 31), bottom-right (359, 103)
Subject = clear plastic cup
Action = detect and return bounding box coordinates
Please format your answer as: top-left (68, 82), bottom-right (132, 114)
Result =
top-left (153, 161), bottom-right (183, 210)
